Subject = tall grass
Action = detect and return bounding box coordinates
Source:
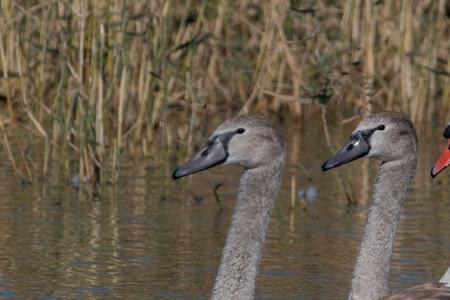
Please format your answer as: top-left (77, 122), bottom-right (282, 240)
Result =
top-left (0, 0), bottom-right (449, 183)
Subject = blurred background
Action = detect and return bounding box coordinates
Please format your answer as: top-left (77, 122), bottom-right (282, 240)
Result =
top-left (0, 0), bottom-right (449, 299)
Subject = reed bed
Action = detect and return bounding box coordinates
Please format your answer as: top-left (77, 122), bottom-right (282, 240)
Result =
top-left (0, 0), bottom-right (449, 184)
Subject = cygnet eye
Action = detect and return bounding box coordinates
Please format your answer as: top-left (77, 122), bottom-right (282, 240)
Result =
top-left (236, 128), bottom-right (245, 134)
top-left (378, 124), bottom-right (385, 131)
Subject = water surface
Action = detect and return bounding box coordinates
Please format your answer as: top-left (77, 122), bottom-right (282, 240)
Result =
top-left (0, 115), bottom-right (448, 299)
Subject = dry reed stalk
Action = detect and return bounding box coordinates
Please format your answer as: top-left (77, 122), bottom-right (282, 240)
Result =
top-left (273, 60), bottom-right (286, 111)
top-left (289, 207), bottom-right (296, 232)
top-left (0, 132), bottom-right (19, 176)
top-left (363, 0), bottom-right (375, 116)
top-left (0, 30), bottom-right (15, 126)
top-left (290, 176), bottom-right (296, 208)
top-left (37, 4), bottom-right (49, 122)
top-left (272, 0), bottom-right (303, 114)
top-left (206, 0), bottom-right (234, 103)
top-left (78, 98), bottom-right (85, 189)
top-left (400, 0), bottom-right (413, 116)
top-left (341, 0), bottom-right (354, 36)
top-left (117, 67), bottom-right (127, 149)
top-left (340, 0), bottom-right (356, 83)
top-left (239, 4), bottom-right (271, 113)
top-left (426, 0), bottom-right (446, 122)
top-left (148, 76), bottom-right (175, 144)
top-left (96, 65), bottom-right (104, 158)
top-left (112, 139), bottom-right (118, 184)
top-left (207, 0), bottom-right (226, 81)
top-left (236, 73), bottom-right (248, 105)
top-left (77, 0), bottom-right (86, 83)
top-left (351, 0), bottom-right (362, 63)
top-left (134, 50), bottom-right (149, 144)
top-left (83, 146), bottom-right (92, 180)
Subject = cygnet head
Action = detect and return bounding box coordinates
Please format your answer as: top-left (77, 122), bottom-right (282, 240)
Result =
top-left (431, 121), bottom-right (450, 178)
top-left (322, 112), bottom-right (418, 171)
top-left (173, 115), bottom-right (286, 179)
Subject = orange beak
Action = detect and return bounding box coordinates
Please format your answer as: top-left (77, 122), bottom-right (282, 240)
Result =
top-left (431, 139), bottom-right (450, 178)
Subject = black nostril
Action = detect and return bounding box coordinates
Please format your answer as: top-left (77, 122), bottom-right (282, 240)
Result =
top-left (201, 149), bottom-right (209, 156)
top-left (347, 144), bottom-right (354, 151)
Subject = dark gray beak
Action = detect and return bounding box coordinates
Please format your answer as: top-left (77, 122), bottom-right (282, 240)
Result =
top-left (321, 134), bottom-right (371, 171)
top-left (172, 139), bottom-right (228, 179)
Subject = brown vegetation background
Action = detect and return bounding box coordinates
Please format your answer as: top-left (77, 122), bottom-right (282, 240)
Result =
top-left (0, 0), bottom-right (449, 184)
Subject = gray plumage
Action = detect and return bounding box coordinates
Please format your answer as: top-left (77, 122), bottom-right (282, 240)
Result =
top-left (440, 268), bottom-right (450, 288)
top-left (341, 112), bottom-right (450, 300)
top-left (173, 115), bottom-right (286, 300)
top-left (380, 283), bottom-right (450, 300)
top-left (210, 116), bottom-right (286, 300)
top-left (347, 112), bottom-right (418, 300)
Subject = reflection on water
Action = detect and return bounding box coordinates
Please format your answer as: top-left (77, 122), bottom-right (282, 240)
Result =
top-left (0, 115), bottom-right (448, 299)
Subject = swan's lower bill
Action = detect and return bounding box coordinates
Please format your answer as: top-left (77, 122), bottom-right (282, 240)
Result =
top-left (321, 133), bottom-right (370, 171)
top-left (173, 138), bottom-right (228, 179)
